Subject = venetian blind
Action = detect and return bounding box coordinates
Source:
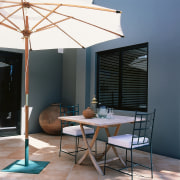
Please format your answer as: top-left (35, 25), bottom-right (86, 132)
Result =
top-left (120, 46), bottom-right (148, 111)
top-left (97, 50), bottom-right (120, 108)
top-left (97, 43), bottom-right (148, 112)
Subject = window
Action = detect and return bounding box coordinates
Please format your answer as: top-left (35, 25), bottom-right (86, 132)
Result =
top-left (96, 43), bottom-right (148, 112)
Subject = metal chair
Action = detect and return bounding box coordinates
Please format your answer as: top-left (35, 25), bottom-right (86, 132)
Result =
top-left (104, 109), bottom-right (156, 179)
top-left (59, 104), bottom-right (95, 164)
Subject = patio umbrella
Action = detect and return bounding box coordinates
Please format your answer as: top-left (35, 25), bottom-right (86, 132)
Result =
top-left (0, 0), bottom-right (124, 173)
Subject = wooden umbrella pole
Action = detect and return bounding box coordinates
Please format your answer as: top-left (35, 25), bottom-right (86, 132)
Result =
top-left (24, 15), bottom-right (29, 166)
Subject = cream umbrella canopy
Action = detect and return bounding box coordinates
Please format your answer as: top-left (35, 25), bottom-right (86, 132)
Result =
top-left (0, 0), bottom-right (124, 49)
top-left (0, 0), bottom-right (124, 172)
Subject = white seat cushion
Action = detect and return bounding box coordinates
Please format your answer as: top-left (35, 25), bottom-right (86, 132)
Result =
top-left (108, 134), bottom-right (149, 149)
top-left (63, 125), bottom-right (94, 136)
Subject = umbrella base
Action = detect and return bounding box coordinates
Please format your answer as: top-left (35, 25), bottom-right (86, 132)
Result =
top-left (1, 160), bottom-right (49, 174)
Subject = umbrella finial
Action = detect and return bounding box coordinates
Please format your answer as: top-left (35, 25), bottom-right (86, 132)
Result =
top-left (22, 2), bottom-right (31, 8)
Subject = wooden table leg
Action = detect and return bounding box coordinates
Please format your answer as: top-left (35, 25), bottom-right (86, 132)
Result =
top-left (96, 125), bottom-right (126, 166)
top-left (105, 126), bottom-right (126, 166)
top-left (78, 124), bottom-right (104, 175)
top-left (96, 125), bottom-right (120, 160)
top-left (105, 125), bottom-right (120, 156)
top-left (78, 126), bottom-right (100, 164)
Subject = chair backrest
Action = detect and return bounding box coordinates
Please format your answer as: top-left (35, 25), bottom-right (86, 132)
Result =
top-left (60, 104), bottom-right (79, 127)
top-left (60, 104), bottom-right (79, 116)
top-left (131, 109), bottom-right (156, 148)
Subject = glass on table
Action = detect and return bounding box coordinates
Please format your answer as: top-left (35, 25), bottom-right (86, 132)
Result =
top-left (107, 107), bottom-right (114, 119)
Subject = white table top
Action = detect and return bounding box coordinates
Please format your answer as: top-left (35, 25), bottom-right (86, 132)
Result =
top-left (58, 115), bottom-right (135, 127)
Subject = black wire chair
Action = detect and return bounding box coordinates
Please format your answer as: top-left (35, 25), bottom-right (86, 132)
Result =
top-left (59, 104), bottom-right (95, 164)
top-left (104, 109), bottom-right (156, 179)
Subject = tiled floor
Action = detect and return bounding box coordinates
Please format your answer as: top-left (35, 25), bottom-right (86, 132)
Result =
top-left (0, 133), bottom-right (179, 180)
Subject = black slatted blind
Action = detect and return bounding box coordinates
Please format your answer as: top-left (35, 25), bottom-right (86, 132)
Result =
top-left (97, 51), bottom-right (119, 108)
top-left (121, 47), bottom-right (148, 111)
top-left (97, 43), bottom-right (148, 112)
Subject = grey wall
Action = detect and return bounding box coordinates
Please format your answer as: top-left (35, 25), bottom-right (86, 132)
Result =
top-left (85, 0), bottom-right (180, 159)
top-left (27, 49), bottom-right (62, 133)
top-left (0, 48), bottom-right (62, 134)
top-left (61, 49), bottom-right (77, 105)
top-left (1, 0), bottom-right (179, 159)
top-left (62, 48), bottom-right (88, 114)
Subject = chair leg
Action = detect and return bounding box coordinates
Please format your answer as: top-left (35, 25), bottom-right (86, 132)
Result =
top-left (75, 136), bottom-right (78, 164)
top-left (126, 149), bottom-right (127, 167)
top-left (131, 149), bottom-right (133, 180)
top-left (77, 136), bottom-right (80, 146)
top-left (104, 143), bottom-right (108, 175)
top-left (150, 146), bottom-right (153, 178)
top-left (59, 131), bottom-right (63, 157)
